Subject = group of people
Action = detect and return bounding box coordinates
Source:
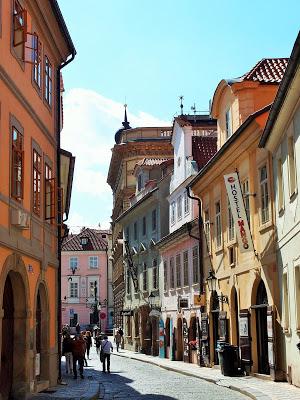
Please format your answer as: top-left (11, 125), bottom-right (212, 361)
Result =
top-left (61, 324), bottom-right (114, 377)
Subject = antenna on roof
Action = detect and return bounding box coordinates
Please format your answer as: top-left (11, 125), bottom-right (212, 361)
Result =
top-left (191, 103), bottom-right (197, 122)
top-left (179, 95), bottom-right (184, 115)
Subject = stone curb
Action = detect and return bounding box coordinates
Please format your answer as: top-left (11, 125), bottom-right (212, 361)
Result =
top-left (113, 352), bottom-right (271, 400)
top-left (27, 382), bottom-right (100, 400)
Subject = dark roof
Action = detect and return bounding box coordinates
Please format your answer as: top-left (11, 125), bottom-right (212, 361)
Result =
top-left (189, 104), bottom-right (272, 188)
top-left (115, 107), bottom-right (132, 144)
top-left (228, 58), bottom-right (288, 85)
top-left (260, 32), bottom-right (300, 147)
top-left (62, 228), bottom-right (108, 251)
top-left (175, 114), bottom-right (217, 127)
top-left (192, 136), bottom-right (217, 170)
top-left (50, 0), bottom-right (76, 55)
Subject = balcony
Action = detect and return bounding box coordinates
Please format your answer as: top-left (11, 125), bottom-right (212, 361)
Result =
top-left (130, 180), bottom-right (157, 206)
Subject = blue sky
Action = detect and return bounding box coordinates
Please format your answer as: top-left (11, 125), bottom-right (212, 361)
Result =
top-left (58, 0), bottom-right (300, 231)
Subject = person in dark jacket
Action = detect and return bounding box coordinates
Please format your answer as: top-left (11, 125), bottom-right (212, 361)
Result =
top-left (84, 331), bottom-right (93, 359)
top-left (62, 333), bottom-right (74, 374)
top-left (75, 323), bottom-right (81, 334)
top-left (72, 334), bottom-right (86, 379)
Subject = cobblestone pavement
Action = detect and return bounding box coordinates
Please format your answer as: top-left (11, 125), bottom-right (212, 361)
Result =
top-left (98, 350), bottom-right (247, 400)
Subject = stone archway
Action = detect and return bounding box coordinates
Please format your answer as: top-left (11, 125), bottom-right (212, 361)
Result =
top-left (0, 254), bottom-right (30, 400)
top-left (35, 282), bottom-right (50, 385)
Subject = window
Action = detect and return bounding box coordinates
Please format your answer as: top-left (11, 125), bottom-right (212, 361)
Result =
top-left (295, 266), bottom-right (300, 330)
top-left (171, 201), bottom-right (175, 224)
top-left (228, 200), bottom-right (235, 241)
top-left (152, 209), bottom-right (157, 231)
top-left (225, 108), bottom-right (232, 138)
top-left (125, 226), bottom-right (130, 241)
top-left (184, 191), bottom-right (190, 214)
top-left (143, 262), bottom-right (147, 291)
top-left (153, 259), bottom-right (158, 289)
top-left (277, 158), bottom-right (284, 212)
top-left (288, 136), bottom-right (297, 196)
top-left (260, 166), bottom-right (269, 224)
top-left (134, 222), bottom-right (137, 241)
top-left (70, 282), bottom-right (78, 298)
top-left (11, 126), bottom-right (24, 200)
top-left (13, 0), bottom-right (26, 60)
top-left (89, 281), bottom-right (96, 297)
top-left (44, 56), bottom-right (52, 106)
top-left (32, 33), bottom-right (41, 87)
top-left (204, 210), bottom-right (211, 253)
top-left (45, 163), bottom-right (55, 220)
top-left (138, 174), bottom-right (143, 191)
top-left (70, 313), bottom-right (78, 327)
top-left (282, 272), bottom-right (290, 332)
top-left (177, 196), bottom-right (182, 220)
top-left (69, 257), bottom-right (78, 271)
top-left (192, 246), bottom-right (199, 284)
top-left (89, 256), bottom-right (98, 269)
top-left (176, 254), bottom-right (181, 288)
top-left (163, 260), bottom-right (168, 291)
top-left (183, 250), bottom-right (189, 286)
top-left (170, 257), bottom-right (175, 289)
top-left (228, 246), bottom-right (236, 267)
top-left (33, 149), bottom-right (41, 216)
top-left (215, 201), bottom-right (222, 248)
top-left (126, 268), bottom-right (131, 294)
top-left (142, 216), bottom-right (146, 236)
top-left (242, 179), bottom-right (250, 226)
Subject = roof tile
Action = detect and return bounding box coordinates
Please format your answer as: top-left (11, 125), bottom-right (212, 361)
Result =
top-left (62, 228), bottom-right (108, 251)
top-left (192, 136), bottom-right (217, 170)
top-left (241, 58), bottom-right (289, 84)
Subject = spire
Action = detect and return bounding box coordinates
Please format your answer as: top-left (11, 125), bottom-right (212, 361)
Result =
top-left (122, 104), bottom-right (131, 129)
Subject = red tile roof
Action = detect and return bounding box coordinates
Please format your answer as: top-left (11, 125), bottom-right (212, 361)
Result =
top-left (62, 228), bottom-right (108, 251)
top-left (192, 136), bottom-right (217, 170)
top-left (241, 58), bottom-right (289, 84)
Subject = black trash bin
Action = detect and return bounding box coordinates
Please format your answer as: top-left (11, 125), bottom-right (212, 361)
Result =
top-left (218, 344), bottom-right (239, 376)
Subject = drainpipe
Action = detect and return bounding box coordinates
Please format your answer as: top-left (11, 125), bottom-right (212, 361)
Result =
top-left (186, 186), bottom-right (204, 295)
top-left (57, 50), bottom-right (76, 383)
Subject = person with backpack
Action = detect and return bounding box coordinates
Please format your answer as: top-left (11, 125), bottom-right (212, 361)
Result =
top-left (100, 335), bottom-right (113, 373)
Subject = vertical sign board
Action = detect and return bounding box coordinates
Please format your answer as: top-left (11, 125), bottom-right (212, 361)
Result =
top-left (170, 318), bottom-right (174, 361)
top-left (239, 309), bottom-right (251, 373)
top-left (159, 319), bottom-right (165, 358)
top-left (183, 319), bottom-right (189, 362)
top-left (196, 316), bottom-right (201, 366)
top-left (267, 306), bottom-right (276, 379)
top-left (224, 173), bottom-right (254, 253)
top-left (201, 313), bottom-right (210, 367)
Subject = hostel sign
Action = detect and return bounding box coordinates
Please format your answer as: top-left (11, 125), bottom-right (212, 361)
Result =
top-left (224, 173), bottom-right (254, 253)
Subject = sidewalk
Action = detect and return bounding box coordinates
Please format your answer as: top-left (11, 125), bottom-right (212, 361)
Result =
top-left (113, 348), bottom-right (300, 400)
top-left (28, 360), bottom-right (100, 400)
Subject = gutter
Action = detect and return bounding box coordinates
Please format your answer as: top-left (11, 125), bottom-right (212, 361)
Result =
top-left (57, 50), bottom-right (76, 383)
top-left (50, 0), bottom-right (76, 55)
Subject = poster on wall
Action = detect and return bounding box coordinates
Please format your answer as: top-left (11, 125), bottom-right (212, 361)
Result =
top-left (224, 172), bottom-right (254, 253)
top-left (170, 318), bottom-right (174, 361)
top-left (239, 316), bottom-right (249, 337)
top-left (159, 319), bottom-right (165, 359)
top-left (183, 319), bottom-right (189, 362)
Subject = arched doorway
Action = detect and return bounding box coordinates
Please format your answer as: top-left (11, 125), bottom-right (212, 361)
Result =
top-left (0, 275), bottom-right (14, 399)
top-left (211, 290), bottom-right (220, 365)
top-left (0, 269), bottom-right (28, 399)
top-left (231, 287), bottom-right (239, 346)
top-left (189, 316), bottom-right (197, 364)
top-left (165, 318), bottom-right (170, 358)
top-left (256, 280), bottom-right (269, 374)
top-left (176, 318), bottom-right (183, 361)
top-left (35, 283), bottom-right (49, 383)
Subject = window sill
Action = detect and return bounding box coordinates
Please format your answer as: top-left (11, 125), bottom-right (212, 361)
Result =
top-left (226, 237), bottom-right (237, 247)
top-left (258, 220), bottom-right (273, 233)
top-left (289, 189), bottom-right (298, 202)
top-left (215, 247), bottom-right (223, 255)
top-left (182, 285), bottom-right (190, 290)
top-left (278, 206), bottom-right (285, 217)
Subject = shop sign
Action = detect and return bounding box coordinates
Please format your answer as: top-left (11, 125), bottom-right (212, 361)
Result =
top-left (178, 297), bottom-right (189, 309)
top-left (224, 173), bottom-right (254, 253)
top-left (194, 293), bottom-right (206, 307)
top-left (183, 319), bottom-right (189, 360)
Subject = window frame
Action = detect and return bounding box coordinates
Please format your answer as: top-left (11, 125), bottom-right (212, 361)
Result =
top-left (142, 216), bottom-right (146, 236)
top-left (225, 108), bottom-right (232, 138)
top-left (277, 156), bottom-right (284, 213)
top-left (242, 179), bottom-right (250, 227)
top-left (170, 201), bottom-right (176, 225)
top-left (44, 162), bottom-right (56, 221)
top-left (69, 257), bottom-right (78, 271)
top-left (204, 209), bottom-right (211, 253)
top-left (69, 281), bottom-right (79, 298)
top-left (142, 262), bottom-right (148, 291)
top-left (192, 246), bottom-right (199, 284)
top-left (287, 133), bottom-right (297, 198)
top-left (163, 259), bottom-right (168, 291)
top-left (44, 55), bottom-right (52, 107)
top-left (89, 256), bottom-right (98, 269)
top-left (170, 257), bottom-right (175, 289)
top-left (152, 258), bottom-right (158, 290)
top-left (152, 209), bottom-right (157, 232)
top-left (11, 125), bottom-right (24, 201)
top-left (184, 191), bottom-right (190, 214)
top-left (183, 250), bottom-right (189, 287)
top-left (32, 148), bottom-right (42, 216)
top-left (259, 165), bottom-right (270, 225)
top-left (176, 253), bottom-right (181, 288)
top-left (215, 201), bottom-right (222, 249)
top-left (177, 195), bottom-right (182, 220)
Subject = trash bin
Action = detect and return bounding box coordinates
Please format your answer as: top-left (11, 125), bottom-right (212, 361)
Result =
top-left (218, 344), bottom-right (239, 376)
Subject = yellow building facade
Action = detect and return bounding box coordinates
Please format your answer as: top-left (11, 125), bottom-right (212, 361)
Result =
top-left (189, 59), bottom-right (288, 380)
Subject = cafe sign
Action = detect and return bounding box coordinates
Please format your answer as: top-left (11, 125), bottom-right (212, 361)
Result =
top-left (224, 173), bottom-right (254, 253)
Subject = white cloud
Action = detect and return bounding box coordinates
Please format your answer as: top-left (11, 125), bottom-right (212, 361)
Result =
top-left (61, 88), bottom-right (170, 228)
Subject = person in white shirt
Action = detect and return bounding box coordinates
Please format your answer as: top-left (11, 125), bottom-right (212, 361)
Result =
top-left (100, 335), bottom-right (113, 373)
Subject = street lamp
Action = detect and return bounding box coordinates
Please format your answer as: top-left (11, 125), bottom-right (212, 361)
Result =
top-left (206, 269), bottom-right (228, 304)
top-left (148, 291), bottom-right (156, 309)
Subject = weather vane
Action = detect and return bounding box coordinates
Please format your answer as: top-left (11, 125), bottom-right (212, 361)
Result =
top-left (179, 95), bottom-right (184, 115)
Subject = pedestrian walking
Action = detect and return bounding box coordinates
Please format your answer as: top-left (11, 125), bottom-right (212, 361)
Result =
top-left (62, 333), bottom-right (74, 374)
top-left (84, 331), bottom-right (93, 359)
top-left (118, 327), bottom-right (124, 349)
top-left (75, 323), bottom-right (81, 335)
top-left (72, 334), bottom-right (86, 379)
top-left (100, 335), bottom-right (113, 373)
top-left (95, 332), bottom-right (101, 355)
top-left (115, 329), bottom-right (121, 352)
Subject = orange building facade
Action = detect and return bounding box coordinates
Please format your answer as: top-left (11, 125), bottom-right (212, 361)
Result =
top-left (0, 1), bottom-right (75, 398)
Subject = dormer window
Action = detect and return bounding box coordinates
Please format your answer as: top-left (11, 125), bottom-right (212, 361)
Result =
top-left (80, 236), bottom-right (89, 245)
top-left (225, 108), bottom-right (232, 138)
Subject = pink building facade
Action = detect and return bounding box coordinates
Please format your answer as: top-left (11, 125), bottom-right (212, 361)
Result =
top-left (61, 228), bottom-right (109, 332)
